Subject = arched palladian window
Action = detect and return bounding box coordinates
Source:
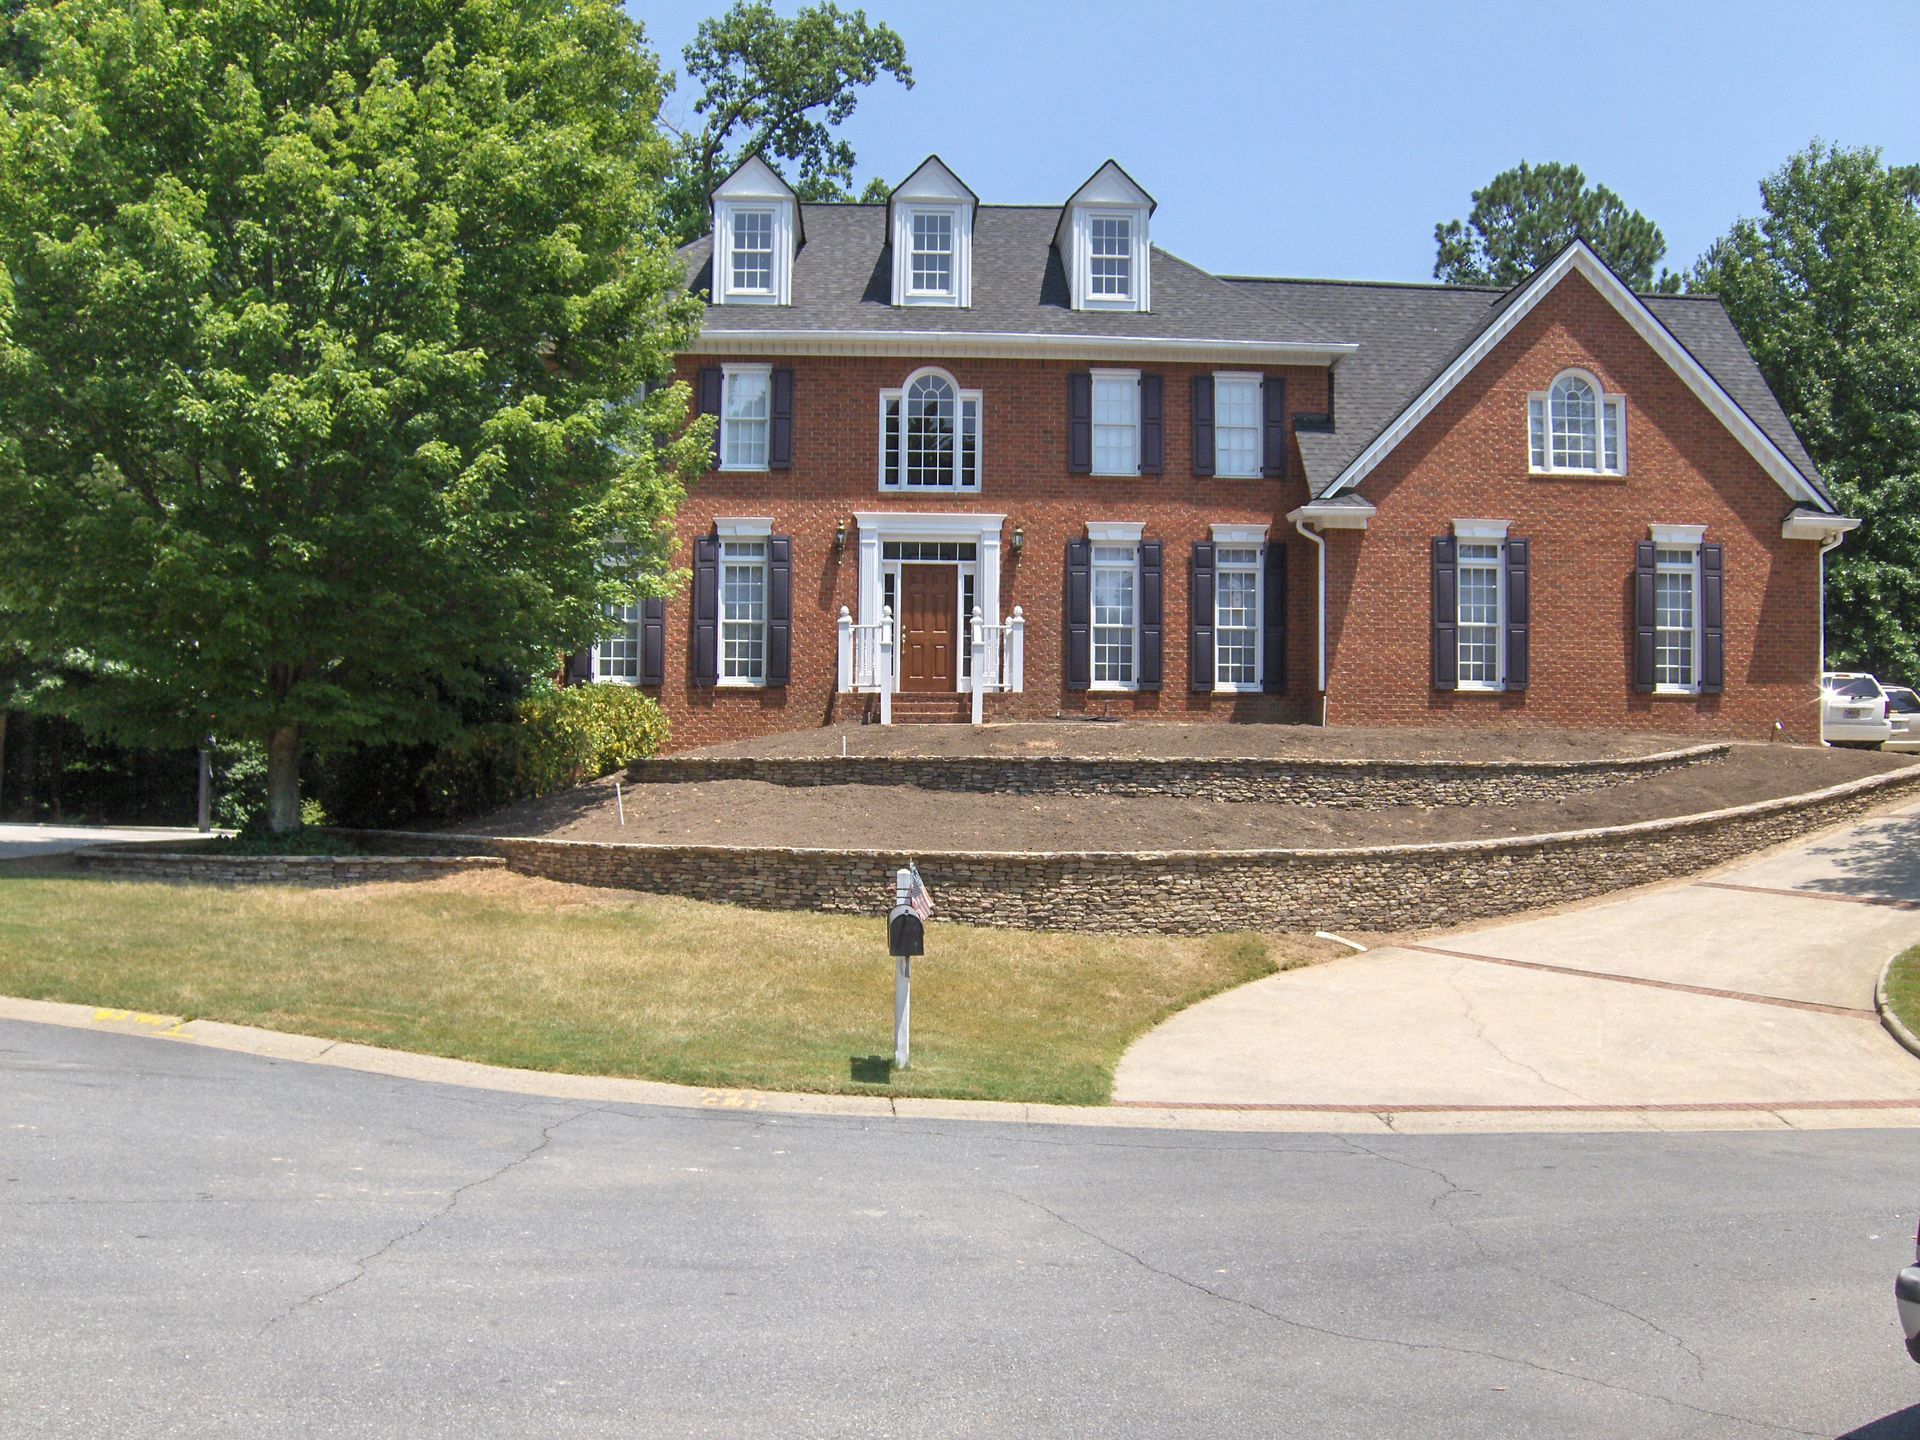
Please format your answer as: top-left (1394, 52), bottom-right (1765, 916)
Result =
top-left (879, 367), bottom-right (981, 490)
top-left (1528, 369), bottom-right (1626, 475)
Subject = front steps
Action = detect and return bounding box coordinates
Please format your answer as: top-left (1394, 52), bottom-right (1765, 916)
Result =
top-left (887, 693), bottom-right (974, 725)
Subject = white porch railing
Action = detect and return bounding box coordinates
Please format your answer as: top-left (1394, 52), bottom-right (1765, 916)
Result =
top-left (837, 605), bottom-right (895, 725)
top-left (969, 605), bottom-right (1025, 724)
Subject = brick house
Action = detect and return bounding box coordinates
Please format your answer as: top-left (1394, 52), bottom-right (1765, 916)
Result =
top-left (581, 155), bottom-right (1856, 750)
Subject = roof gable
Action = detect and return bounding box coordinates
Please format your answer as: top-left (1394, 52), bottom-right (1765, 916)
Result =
top-left (1322, 241), bottom-right (1830, 511)
top-left (888, 154), bottom-right (978, 210)
top-left (1052, 160), bottom-right (1156, 249)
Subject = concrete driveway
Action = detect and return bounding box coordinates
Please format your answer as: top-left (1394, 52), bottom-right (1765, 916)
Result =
top-left (0, 823), bottom-right (207, 860)
top-left (1115, 799), bottom-right (1920, 1117)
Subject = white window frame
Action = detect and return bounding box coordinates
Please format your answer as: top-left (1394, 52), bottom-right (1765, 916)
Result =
top-left (1213, 372), bottom-right (1262, 478)
top-left (712, 198), bottom-right (794, 306)
top-left (592, 600), bottom-right (643, 685)
top-left (1212, 546), bottom-right (1263, 694)
top-left (1088, 527), bottom-right (1142, 692)
top-left (905, 207), bottom-right (958, 301)
top-left (877, 366), bottom-right (982, 492)
top-left (1650, 525), bottom-right (1705, 696)
top-left (1090, 369), bottom-right (1141, 477)
top-left (1071, 205), bottom-right (1151, 312)
top-left (717, 535), bottom-right (770, 688)
top-left (718, 364), bottom-right (772, 472)
top-left (1449, 519), bottom-right (1510, 693)
top-left (1529, 368), bottom-right (1626, 476)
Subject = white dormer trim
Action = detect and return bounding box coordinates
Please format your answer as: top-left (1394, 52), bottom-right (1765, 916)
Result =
top-left (1323, 239), bottom-right (1828, 511)
top-left (1055, 161), bottom-right (1156, 314)
top-left (711, 155), bottom-right (798, 308)
top-left (889, 155), bottom-right (977, 308)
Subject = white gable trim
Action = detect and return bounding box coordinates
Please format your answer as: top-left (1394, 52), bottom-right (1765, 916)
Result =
top-left (1323, 241), bottom-right (1826, 511)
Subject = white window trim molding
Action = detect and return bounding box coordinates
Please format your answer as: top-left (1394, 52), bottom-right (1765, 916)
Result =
top-left (1650, 532), bottom-right (1704, 697)
top-left (1211, 371), bottom-right (1264, 479)
top-left (713, 201), bottom-right (794, 307)
top-left (892, 203), bottom-right (972, 308)
top-left (1650, 523), bottom-right (1708, 545)
top-left (1323, 240), bottom-right (1828, 510)
top-left (1090, 368), bottom-right (1142, 477)
top-left (1210, 540), bottom-right (1264, 694)
top-left (877, 365), bottom-right (982, 493)
top-left (1210, 522), bottom-right (1270, 544)
top-left (717, 363), bottom-right (772, 473)
top-left (1086, 520), bottom-right (1145, 543)
top-left (714, 515), bottom-right (774, 538)
top-left (1452, 518), bottom-right (1511, 540)
top-left (1089, 538), bottom-right (1142, 693)
top-left (1529, 368), bottom-right (1626, 477)
top-left (716, 535), bottom-right (771, 689)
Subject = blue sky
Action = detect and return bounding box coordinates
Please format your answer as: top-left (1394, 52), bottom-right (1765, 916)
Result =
top-left (628, 0), bottom-right (1919, 283)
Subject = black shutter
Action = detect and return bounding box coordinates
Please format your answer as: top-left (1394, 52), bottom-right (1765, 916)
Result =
top-left (1065, 538), bottom-right (1091, 691)
top-left (1263, 541), bottom-right (1288, 693)
top-left (1191, 375), bottom-right (1215, 476)
top-left (640, 598), bottom-right (665, 688)
top-left (1432, 536), bottom-right (1458, 692)
top-left (565, 649), bottom-right (593, 685)
top-left (1190, 542), bottom-right (1216, 693)
top-left (696, 367), bottom-right (723, 470)
top-left (1139, 374), bottom-right (1164, 475)
top-left (1504, 538), bottom-right (1529, 691)
top-left (1138, 540), bottom-right (1163, 691)
top-left (1261, 375), bottom-right (1287, 479)
top-left (1633, 540), bottom-right (1657, 693)
top-left (769, 368), bottom-right (794, 470)
top-left (1700, 543), bottom-right (1725, 694)
top-left (766, 535), bottom-right (793, 686)
top-left (692, 535), bottom-right (719, 686)
top-left (1068, 372), bottom-right (1092, 474)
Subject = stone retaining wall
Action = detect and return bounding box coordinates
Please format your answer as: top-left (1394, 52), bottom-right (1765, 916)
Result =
top-left (73, 849), bottom-right (505, 887)
top-left (631, 743), bottom-right (1727, 808)
top-left (347, 764), bottom-right (1920, 934)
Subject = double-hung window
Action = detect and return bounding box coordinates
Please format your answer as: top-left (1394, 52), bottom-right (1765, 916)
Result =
top-left (729, 209), bottom-right (775, 295)
top-left (1091, 543), bottom-right (1138, 689)
top-left (909, 211), bottom-right (954, 296)
top-left (596, 601), bottom-right (642, 682)
top-left (1089, 215), bottom-right (1133, 300)
top-left (1653, 544), bottom-right (1700, 691)
top-left (1091, 371), bottom-right (1140, 475)
top-left (721, 366), bottom-right (770, 471)
top-left (1455, 541), bottom-right (1505, 688)
top-left (1214, 374), bottom-right (1261, 478)
top-left (880, 369), bottom-right (981, 490)
top-left (1214, 546), bottom-right (1262, 690)
top-left (719, 539), bottom-right (768, 685)
top-left (1529, 370), bottom-right (1626, 475)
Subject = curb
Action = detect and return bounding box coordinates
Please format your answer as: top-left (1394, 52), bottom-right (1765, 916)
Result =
top-left (1877, 950), bottom-right (1920, 1063)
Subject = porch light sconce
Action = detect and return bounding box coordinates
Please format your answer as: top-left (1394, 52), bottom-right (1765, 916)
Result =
top-left (834, 521), bottom-right (847, 553)
top-left (1011, 526), bottom-right (1024, 553)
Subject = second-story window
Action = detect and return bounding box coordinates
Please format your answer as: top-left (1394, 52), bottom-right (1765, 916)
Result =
top-left (1091, 371), bottom-right (1140, 475)
top-left (1089, 214), bottom-right (1133, 299)
top-left (1214, 374), bottom-right (1261, 477)
top-left (729, 209), bottom-right (775, 294)
top-left (1529, 369), bottom-right (1626, 475)
top-left (879, 368), bottom-right (981, 490)
top-left (721, 365), bottom-right (770, 470)
top-left (909, 211), bottom-right (954, 296)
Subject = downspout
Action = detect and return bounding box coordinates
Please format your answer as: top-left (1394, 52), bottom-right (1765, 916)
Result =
top-left (1294, 518), bottom-right (1328, 726)
top-left (1817, 531), bottom-right (1844, 677)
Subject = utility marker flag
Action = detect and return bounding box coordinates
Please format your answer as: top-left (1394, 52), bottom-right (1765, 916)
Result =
top-left (906, 861), bottom-right (933, 920)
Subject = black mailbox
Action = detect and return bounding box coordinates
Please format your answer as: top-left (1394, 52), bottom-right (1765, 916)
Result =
top-left (888, 904), bottom-right (925, 958)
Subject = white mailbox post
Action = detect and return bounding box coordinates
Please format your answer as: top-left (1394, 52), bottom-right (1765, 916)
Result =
top-left (885, 865), bottom-right (929, 1069)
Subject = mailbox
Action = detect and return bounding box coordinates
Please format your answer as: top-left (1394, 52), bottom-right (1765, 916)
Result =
top-left (888, 904), bottom-right (925, 958)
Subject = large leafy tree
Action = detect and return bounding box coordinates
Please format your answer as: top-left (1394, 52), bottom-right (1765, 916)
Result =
top-left (658, 1), bottom-right (911, 244)
top-left (0, 0), bottom-right (710, 829)
top-left (1435, 161), bottom-right (1680, 291)
top-left (1693, 142), bottom-right (1920, 681)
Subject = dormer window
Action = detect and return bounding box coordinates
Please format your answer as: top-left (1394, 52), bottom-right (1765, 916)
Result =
top-left (1055, 161), bottom-right (1156, 313)
top-left (889, 156), bottom-right (977, 307)
top-left (1529, 369), bottom-right (1626, 475)
top-left (710, 155), bottom-right (800, 306)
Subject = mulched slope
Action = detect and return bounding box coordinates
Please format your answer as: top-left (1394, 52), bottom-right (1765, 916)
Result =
top-left (463, 745), bottom-right (1914, 853)
top-left (673, 722), bottom-right (1686, 764)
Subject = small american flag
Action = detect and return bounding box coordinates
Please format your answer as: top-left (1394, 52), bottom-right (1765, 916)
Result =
top-left (906, 861), bottom-right (934, 921)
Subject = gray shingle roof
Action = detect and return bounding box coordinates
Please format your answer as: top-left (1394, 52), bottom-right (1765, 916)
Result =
top-left (1227, 276), bottom-right (1828, 506)
top-left (683, 205), bottom-right (1338, 346)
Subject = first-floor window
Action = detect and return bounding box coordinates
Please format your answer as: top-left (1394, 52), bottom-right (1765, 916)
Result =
top-left (1091, 543), bottom-right (1138, 688)
top-left (1214, 546), bottom-right (1261, 688)
top-left (1654, 545), bottom-right (1699, 690)
top-left (596, 601), bottom-right (642, 681)
top-left (720, 539), bottom-right (767, 684)
top-left (1456, 541), bottom-right (1504, 687)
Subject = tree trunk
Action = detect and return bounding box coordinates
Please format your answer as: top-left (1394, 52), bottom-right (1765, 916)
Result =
top-left (0, 709), bottom-right (9, 816)
top-left (266, 725), bottom-right (301, 833)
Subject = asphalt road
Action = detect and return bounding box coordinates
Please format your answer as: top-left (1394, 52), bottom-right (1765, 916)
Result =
top-left (3, 1019), bottom-right (1918, 1440)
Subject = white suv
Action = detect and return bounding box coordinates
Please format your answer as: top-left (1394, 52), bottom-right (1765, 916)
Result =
top-left (1822, 672), bottom-right (1893, 748)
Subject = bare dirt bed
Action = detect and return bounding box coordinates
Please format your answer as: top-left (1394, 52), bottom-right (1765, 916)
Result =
top-left (675, 722), bottom-right (1689, 764)
top-left (461, 744), bottom-right (1913, 853)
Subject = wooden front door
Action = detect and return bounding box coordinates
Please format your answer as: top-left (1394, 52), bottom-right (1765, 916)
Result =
top-left (899, 565), bottom-right (958, 692)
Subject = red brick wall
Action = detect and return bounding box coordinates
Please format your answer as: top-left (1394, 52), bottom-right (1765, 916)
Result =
top-left (1320, 273), bottom-right (1822, 741)
top-left (653, 354), bottom-right (1325, 749)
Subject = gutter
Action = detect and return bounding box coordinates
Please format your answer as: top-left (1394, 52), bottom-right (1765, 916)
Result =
top-left (690, 328), bottom-right (1359, 364)
top-left (1286, 499), bottom-right (1375, 728)
top-left (1292, 517), bottom-right (1327, 723)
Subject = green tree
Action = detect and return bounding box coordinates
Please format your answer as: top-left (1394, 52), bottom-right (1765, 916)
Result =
top-left (659, 1), bottom-right (911, 244)
top-left (1693, 142), bottom-right (1920, 681)
top-left (0, 0), bottom-right (710, 830)
top-left (1435, 161), bottom-right (1680, 291)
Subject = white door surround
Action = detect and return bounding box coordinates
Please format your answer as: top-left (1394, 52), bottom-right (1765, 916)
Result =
top-left (852, 512), bottom-right (1006, 648)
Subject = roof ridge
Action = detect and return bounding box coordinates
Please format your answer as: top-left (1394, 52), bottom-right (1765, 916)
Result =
top-left (1225, 274), bottom-right (1506, 294)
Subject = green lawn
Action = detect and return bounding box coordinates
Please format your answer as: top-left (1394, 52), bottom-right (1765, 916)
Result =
top-left (1884, 944), bottom-right (1920, 1041)
top-left (0, 869), bottom-right (1310, 1104)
